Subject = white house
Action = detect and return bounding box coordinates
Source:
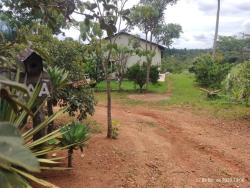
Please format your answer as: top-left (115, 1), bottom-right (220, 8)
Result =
top-left (109, 32), bottom-right (165, 68)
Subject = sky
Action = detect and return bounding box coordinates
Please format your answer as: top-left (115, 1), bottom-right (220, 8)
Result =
top-left (62, 0), bottom-right (250, 49)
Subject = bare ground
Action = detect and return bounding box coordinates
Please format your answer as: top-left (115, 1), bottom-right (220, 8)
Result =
top-left (43, 102), bottom-right (250, 188)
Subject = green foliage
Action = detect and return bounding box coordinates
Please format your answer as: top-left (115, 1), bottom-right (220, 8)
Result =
top-left (0, 0), bottom-right (75, 34)
top-left (61, 121), bottom-right (89, 167)
top-left (0, 168), bottom-right (30, 188)
top-left (0, 77), bottom-right (69, 188)
top-left (61, 121), bottom-right (89, 147)
top-left (48, 39), bottom-right (87, 81)
top-left (0, 1), bottom-right (96, 186)
top-left (150, 65), bottom-right (160, 84)
top-left (24, 25), bottom-right (96, 121)
top-left (0, 123), bottom-right (39, 173)
top-left (162, 59), bottom-right (184, 73)
top-left (130, 1), bottom-right (181, 47)
top-left (161, 49), bottom-right (209, 73)
top-left (130, 4), bottom-right (159, 32)
top-left (224, 61), bottom-right (250, 104)
top-left (130, 0), bottom-right (181, 88)
top-left (84, 50), bottom-right (104, 83)
top-left (217, 35), bottom-right (250, 63)
top-left (155, 23), bottom-right (182, 47)
top-left (127, 64), bottom-right (161, 91)
top-left (80, 0), bottom-right (130, 37)
top-left (96, 80), bottom-right (167, 94)
top-left (190, 55), bottom-right (231, 88)
top-left (58, 86), bottom-right (95, 121)
top-left (47, 66), bottom-right (69, 100)
top-left (96, 73), bottom-right (249, 119)
top-left (0, 34), bottom-right (16, 68)
top-left (127, 64), bottom-right (147, 92)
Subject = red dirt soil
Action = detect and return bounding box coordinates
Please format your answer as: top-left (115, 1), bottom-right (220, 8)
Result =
top-left (42, 102), bottom-right (250, 188)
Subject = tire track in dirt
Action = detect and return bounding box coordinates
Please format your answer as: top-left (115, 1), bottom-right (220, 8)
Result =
top-left (134, 108), bottom-right (250, 185)
top-left (44, 103), bottom-right (250, 188)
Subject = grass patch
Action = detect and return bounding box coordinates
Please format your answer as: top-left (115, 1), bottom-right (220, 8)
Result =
top-left (161, 73), bottom-right (250, 119)
top-left (95, 91), bottom-right (146, 107)
top-left (95, 73), bottom-right (250, 119)
top-left (96, 80), bottom-right (167, 94)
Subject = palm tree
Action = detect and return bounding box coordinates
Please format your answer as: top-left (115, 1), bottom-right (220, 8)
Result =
top-left (212, 0), bottom-right (221, 59)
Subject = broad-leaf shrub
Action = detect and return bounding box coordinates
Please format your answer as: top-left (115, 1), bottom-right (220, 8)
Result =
top-left (190, 55), bottom-right (231, 88)
top-left (127, 64), bottom-right (147, 92)
top-left (224, 60), bottom-right (250, 104)
top-left (127, 64), bottom-right (160, 92)
top-left (150, 65), bottom-right (160, 84)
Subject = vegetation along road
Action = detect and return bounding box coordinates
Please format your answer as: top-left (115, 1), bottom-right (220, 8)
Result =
top-left (45, 74), bottom-right (250, 188)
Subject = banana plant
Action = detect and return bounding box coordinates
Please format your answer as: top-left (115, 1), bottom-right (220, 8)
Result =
top-left (60, 121), bottom-right (90, 167)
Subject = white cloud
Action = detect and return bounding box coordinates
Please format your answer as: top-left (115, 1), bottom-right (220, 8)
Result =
top-left (63, 0), bottom-right (250, 49)
top-left (166, 0), bottom-right (250, 48)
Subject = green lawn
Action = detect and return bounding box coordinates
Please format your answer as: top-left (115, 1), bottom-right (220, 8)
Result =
top-left (95, 73), bottom-right (250, 119)
top-left (96, 80), bottom-right (167, 94)
top-left (160, 73), bottom-right (250, 119)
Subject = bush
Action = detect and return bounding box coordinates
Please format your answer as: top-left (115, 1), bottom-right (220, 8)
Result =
top-left (161, 57), bottom-right (189, 73)
top-left (150, 65), bottom-right (160, 84)
top-left (224, 61), bottom-right (250, 104)
top-left (190, 55), bottom-right (231, 88)
top-left (127, 64), bottom-right (160, 91)
top-left (127, 64), bottom-right (147, 92)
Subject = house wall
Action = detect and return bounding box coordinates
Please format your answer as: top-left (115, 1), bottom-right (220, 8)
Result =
top-left (111, 34), bottom-right (162, 68)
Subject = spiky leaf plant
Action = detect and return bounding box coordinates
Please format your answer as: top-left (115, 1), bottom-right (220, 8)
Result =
top-left (0, 77), bottom-right (70, 188)
top-left (60, 121), bottom-right (90, 167)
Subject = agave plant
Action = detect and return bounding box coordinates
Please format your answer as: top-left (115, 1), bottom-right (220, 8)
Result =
top-left (60, 121), bottom-right (90, 167)
top-left (0, 77), bottom-right (70, 188)
top-left (47, 66), bottom-right (69, 133)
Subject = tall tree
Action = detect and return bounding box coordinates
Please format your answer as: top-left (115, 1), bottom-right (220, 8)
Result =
top-left (130, 0), bottom-right (181, 89)
top-left (212, 0), bottom-right (221, 59)
top-left (78, 0), bottom-right (130, 138)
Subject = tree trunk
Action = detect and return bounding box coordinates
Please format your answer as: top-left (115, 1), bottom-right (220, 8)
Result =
top-left (118, 77), bottom-right (123, 91)
top-left (118, 80), bottom-right (122, 91)
top-left (146, 64), bottom-right (151, 90)
top-left (212, 0), bottom-right (221, 59)
top-left (139, 85), bottom-right (143, 93)
top-left (68, 147), bottom-right (74, 167)
top-left (106, 77), bottom-right (112, 138)
top-left (47, 99), bottom-right (54, 134)
top-left (146, 33), bottom-right (153, 90)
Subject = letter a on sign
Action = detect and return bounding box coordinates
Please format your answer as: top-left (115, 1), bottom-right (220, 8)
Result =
top-left (39, 83), bottom-right (50, 97)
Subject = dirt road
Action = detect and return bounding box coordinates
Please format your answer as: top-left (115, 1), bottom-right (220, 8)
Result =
top-left (45, 102), bottom-right (250, 188)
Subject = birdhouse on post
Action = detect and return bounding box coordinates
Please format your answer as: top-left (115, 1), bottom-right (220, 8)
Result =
top-left (18, 48), bottom-right (51, 98)
top-left (18, 48), bottom-right (51, 140)
top-left (21, 49), bottom-right (43, 76)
